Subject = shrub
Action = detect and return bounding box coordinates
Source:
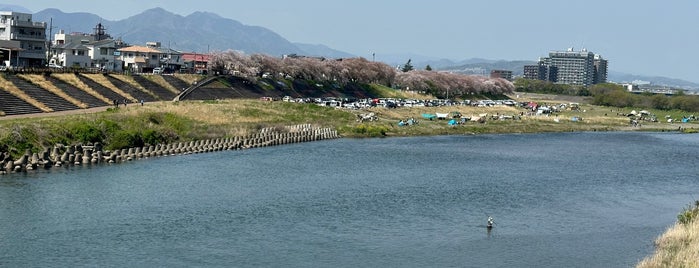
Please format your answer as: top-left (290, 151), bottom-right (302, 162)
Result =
top-left (351, 124), bottom-right (387, 137)
top-left (0, 124), bottom-right (40, 155)
top-left (677, 200), bottom-right (699, 225)
top-left (141, 129), bottom-right (165, 146)
top-left (107, 130), bottom-right (144, 150)
top-left (70, 122), bottom-right (104, 144)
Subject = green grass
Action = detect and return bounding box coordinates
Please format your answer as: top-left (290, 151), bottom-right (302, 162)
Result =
top-left (0, 95), bottom-right (696, 159)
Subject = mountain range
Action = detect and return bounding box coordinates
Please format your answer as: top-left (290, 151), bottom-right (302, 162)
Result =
top-left (2, 5), bottom-right (697, 90)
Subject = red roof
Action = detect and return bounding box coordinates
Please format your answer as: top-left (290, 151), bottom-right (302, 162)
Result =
top-left (182, 53), bottom-right (211, 62)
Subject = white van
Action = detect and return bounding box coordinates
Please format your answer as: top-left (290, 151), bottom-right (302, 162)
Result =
top-left (153, 67), bottom-right (163, 74)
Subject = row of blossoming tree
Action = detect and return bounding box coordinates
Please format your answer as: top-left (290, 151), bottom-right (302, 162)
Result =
top-left (210, 50), bottom-right (514, 98)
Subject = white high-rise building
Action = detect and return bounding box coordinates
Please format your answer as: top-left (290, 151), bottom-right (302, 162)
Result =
top-left (534, 48), bottom-right (608, 86)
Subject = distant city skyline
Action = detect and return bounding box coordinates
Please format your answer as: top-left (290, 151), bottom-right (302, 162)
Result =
top-left (2, 0), bottom-right (698, 83)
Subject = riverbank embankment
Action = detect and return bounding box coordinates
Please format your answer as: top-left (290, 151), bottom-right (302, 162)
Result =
top-left (1, 124), bottom-right (338, 174)
top-left (636, 201), bottom-right (699, 267)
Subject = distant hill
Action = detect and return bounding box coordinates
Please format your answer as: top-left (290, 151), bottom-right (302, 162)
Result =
top-left (439, 60), bottom-right (536, 76)
top-left (293, 43), bottom-right (355, 59)
top-left (15, 6), bottom-right (699, 90)
top-left (0, 4), bottom-right (31, 13)
top-left (33, 8), bottom-right (313, 56)
top-left (607, 71), bottom-right (699, 90)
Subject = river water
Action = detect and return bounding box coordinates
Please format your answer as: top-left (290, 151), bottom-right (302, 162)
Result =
top-left (1, 132), bottom-right (697, 267)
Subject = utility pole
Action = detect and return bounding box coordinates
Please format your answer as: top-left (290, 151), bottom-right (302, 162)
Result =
top-left (46, 18), bottom-right (52, 67)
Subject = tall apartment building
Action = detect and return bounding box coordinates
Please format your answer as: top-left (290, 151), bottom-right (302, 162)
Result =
top-left (544, 48), bottom-right (595, 86)
top-left (523, 62), bottom-right (557, 82)
top-left (0, 11), bottom-right (47, 67)
top-left (593, 54), bottom-right (608, 84)
top-left (524, 48), bottom-right (607, 86)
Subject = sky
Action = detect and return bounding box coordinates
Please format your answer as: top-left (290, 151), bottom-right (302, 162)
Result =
top-left (3, 0), bottom-right (699, 82)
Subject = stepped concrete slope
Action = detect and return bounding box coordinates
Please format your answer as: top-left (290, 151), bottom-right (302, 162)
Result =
top-left (3, 75), bottom-right (79, 112)
top-left (185, 79), bottom-right (238, 100)
top-left (175, 76), bottom-right (227, 100)
top-left (131, 75), bottom-right (177, 101)
top-left (0, 89), bottom-right (43, 116)
top-left (104, 75), bottom-right (156, 102)
top-left (75, 74), bottom-right (127, 104)
top-left (46, 75), bottom-right (111, 108)
top-left (161, 75), bottom-right (190, 92)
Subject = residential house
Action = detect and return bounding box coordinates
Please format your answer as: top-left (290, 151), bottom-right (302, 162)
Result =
top-left (88, 39), bottom-right (123, 71)
top-left (51, 41), bottom-right (90, 68)
top-left (0, 11), bottom-right (47, 67)
top-left (118, 42), bottom-right (183, 73)
top-left (49, 24), bottom-right (124, 71)
top-left (181, 52), bottom-right (210, 74)
top-left (0, 39), bottom-right (21, 68)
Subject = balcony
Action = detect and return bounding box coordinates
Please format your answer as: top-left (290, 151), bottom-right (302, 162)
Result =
top-left (10, 33), bottom-right (45, 41)
top-left (19, 50), bottom-right (46, 59)
top-left (10, 20), bottom-right (46, 28)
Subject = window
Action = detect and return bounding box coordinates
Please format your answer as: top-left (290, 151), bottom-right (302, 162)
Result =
top-left (100, 48), bottom-right (108, 55)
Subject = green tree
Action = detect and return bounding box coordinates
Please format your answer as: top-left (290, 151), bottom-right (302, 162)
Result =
top-left (401, 59), bottom-right (414, 72)
top-left (425, 65), bottom-right (432, 71)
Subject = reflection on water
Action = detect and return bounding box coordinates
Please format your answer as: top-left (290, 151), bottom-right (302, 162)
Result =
top-left (0, 132), bottom-right (697, 267)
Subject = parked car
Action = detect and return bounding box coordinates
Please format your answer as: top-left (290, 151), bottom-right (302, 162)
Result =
top-left (152, 67), bottom-right (163, 74)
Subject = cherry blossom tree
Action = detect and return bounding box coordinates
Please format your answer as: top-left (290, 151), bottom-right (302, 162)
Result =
top-left (210, 51), bottom-right (513, 96)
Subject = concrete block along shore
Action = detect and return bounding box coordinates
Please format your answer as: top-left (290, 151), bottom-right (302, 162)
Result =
top-left (0, 124), bottom-right (339, 175)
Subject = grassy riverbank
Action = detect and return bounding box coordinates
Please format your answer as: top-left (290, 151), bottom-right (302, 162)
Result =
top-left (637, 201), bottom-right (699, 268)
top-left (0, 93), bottom-right (695, 157)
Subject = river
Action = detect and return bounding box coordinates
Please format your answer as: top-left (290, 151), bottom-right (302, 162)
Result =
top-left (1, 132), bottom-right (697, 267)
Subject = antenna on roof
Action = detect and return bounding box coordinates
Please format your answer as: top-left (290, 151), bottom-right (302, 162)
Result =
top-left (93, 21), bottom-right (110, 41)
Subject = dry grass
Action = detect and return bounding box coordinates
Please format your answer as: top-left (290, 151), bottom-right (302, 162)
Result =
top-left (142, 75), bottom-right (180, 94)
top-left (52, 74), bottom-right (112, 105)
top-left (174, 74), bottom-right (205, 85)
top-left (82, 74), bottom-right (137, 102)
top-left (637, 220), bottom-right (699, 268)
top-left (509, 92), bottom-right (592, 104)
top-left (102, 99), bottom-right (338, 139)
top-left (110, 74), bottom-right (158, 99)
top-left (19, 74), bottom-right (88, 109)
top-left (119, 99), bottom-right (307, 126)
top-left (0, 75), bottom-right (52, 112)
